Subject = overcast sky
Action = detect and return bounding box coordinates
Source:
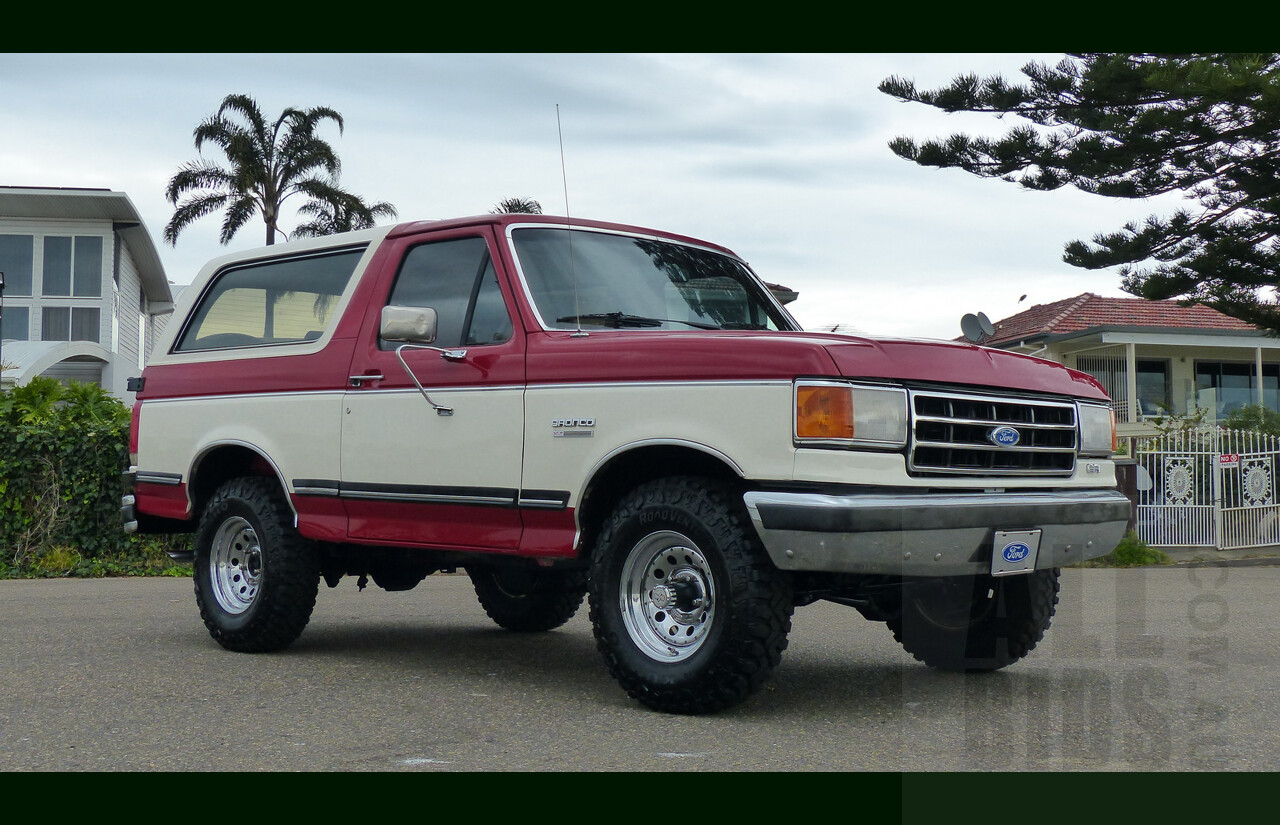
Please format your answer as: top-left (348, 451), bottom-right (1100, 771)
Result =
top-left (1, 53), bottom-right (1187, 339)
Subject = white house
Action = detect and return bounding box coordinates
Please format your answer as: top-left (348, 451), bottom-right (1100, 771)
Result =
top-left (0, 187), bottom-right (173, 401)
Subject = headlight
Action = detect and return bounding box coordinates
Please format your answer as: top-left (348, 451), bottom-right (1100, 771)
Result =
top-left (794, 381), bottom-right (908, 448)
top-left (1078, 403), bottom-right (1117, 456)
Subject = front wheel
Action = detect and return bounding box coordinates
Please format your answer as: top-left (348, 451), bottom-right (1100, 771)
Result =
top-left (588, 477), bottom-right (793, 714)
top-left (193, 477), bottom-right (320, 652)
top-left (466, 564), bottom-right (587, 632)
top-left (887, 568), bottom-right (1060, 671)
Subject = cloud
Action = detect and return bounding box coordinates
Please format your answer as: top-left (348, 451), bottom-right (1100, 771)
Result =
top-left (1, 53), bottom-right (1179, 338)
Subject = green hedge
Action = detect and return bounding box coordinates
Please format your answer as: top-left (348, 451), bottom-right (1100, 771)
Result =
top-left (0, 377), bottom-right (191, 578)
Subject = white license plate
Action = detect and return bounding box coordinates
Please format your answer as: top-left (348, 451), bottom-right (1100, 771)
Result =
top-left (991, 529), bottom-right (1041, 577)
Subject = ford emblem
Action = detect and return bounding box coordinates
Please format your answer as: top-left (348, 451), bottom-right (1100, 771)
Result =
top-left (989, 426), bottom-right (1021, 447)
top-left (1002, 542), bottom-right (1031, 563)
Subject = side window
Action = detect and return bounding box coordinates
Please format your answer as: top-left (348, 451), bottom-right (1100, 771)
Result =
top-left (175, 246), bottom-right (365, 352)
top-left (386, 237), bottom-right (513, 348)
top-left (466, 259), bottom-right (514, 345)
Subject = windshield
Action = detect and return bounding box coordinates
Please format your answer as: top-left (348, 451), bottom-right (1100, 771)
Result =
top-left (511, 227), bottom-right (794, 332)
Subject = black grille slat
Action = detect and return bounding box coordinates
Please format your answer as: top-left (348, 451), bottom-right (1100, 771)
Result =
top-left (909, 390), bottom-right (1078, 477)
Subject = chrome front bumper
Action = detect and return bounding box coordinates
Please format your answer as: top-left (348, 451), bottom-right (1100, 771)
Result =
top-left (743, 488), bottom-right (1132, 576)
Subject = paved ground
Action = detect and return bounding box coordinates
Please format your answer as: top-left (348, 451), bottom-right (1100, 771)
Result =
top-left (1, 565), bottom-right (1275, 772)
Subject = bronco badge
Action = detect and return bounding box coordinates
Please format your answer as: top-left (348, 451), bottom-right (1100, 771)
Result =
top-left (552, 418), bottom-right (595, 438)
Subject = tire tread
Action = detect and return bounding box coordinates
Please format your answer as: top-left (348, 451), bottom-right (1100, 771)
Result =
top-left (588, 477), bottom-right (792, 714)
top-left (193, 477), bottom-right (320, 653)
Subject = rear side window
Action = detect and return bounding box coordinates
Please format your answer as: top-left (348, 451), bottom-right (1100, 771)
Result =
top-left (175, 247), bottom-right (366, 352)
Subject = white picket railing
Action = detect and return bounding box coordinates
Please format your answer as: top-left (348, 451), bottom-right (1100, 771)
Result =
top-left (1132, 427), bottom-right (1280, 550)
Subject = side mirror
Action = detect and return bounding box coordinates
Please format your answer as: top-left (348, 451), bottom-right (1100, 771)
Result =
top-left (381, 305), bottom-right (438, 344)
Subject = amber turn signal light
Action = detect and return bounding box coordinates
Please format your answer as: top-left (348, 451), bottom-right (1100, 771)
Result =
top-left (795, 385), bottom-right (854, 440)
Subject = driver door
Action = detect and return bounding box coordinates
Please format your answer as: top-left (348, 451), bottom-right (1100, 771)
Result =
top-left (340, 229), bottom-right (526, 551)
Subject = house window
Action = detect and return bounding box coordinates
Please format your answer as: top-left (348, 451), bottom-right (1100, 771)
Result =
top-left (42, 235), bottom-right (103, 297)
top-left (41, 307), bottom-right (100, 342)
top-left (0, 234), bottom-right (35, 296)
top-left (2, 306), bottom-right (30, 340)
top-left (1136, 359), bottom-right (1171, 416)
top-left (1196, 361), bottom-right (1280, 415)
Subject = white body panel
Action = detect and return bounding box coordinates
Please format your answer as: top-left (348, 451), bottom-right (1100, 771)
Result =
top-left (138, 392), bottom-right (345, 511)
top-left (341, 386), bottom-right (524, 491)
top-left (522, 381), bottom-right (795, 506)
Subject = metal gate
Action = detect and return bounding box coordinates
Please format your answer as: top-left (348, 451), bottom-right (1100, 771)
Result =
top-left (1133, 427), bottom-right (1280, 550)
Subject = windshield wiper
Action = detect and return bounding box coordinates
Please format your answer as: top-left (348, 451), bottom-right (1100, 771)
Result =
top-left (556, 312), bottom-right (719, 330)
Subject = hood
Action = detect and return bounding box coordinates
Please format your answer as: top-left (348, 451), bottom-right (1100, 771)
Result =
top-left (522, 329), bottom-right (1109, 401)
top-left (810, 333), bottom-right (1108, 401)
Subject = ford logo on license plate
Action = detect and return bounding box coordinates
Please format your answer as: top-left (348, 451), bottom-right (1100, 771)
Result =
top-left (1002, 542), bottom-right (1031, 563)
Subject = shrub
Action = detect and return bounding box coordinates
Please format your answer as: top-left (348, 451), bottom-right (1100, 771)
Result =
top-left (1074, 531), bottom-right (1172, 568)
top-left (1222, 404), bottom-right (1280, 437)
top-left (0, 378), bottom-right (191, 578)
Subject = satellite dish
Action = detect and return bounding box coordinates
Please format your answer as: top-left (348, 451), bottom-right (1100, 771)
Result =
top-left (961, 312), bottom-right (996, 343)
top-left (960, 314), bottom-right (983, 343)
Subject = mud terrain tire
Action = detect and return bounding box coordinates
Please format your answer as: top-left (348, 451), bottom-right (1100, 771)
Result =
top-left (466, 565), bottom-right (587, 632)
top-left (888, 568), bottom-right (1060, 671)
top-left (588, 477), bottom-right (793, 714)
top-left (193, 477), bottom-right (320, 653)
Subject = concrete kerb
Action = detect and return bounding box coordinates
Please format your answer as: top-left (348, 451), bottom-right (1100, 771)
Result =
top-left (1157, 546), bottom-right (1280, 567)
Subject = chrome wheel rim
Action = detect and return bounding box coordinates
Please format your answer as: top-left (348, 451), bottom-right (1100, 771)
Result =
top-left (210, 516), bottom-right (263, 615)
top-left (619, 530), bottom-right (715, 662)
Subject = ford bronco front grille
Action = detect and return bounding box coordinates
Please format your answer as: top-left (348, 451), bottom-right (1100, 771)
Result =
top-left (908, 390), bottom-right (1078, 477)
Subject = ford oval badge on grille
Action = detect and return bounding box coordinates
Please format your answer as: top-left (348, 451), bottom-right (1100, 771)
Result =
top-left (989, 426), bottom-right (1021, 447)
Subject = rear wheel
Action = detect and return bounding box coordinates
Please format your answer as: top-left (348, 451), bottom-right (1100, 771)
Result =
top-left (193, 477), bottom-right (320, 653)
top-left (887, 569), bottom-right (1060, 671)
top-left (588, 477), bottom-right (793, 714)
top-left (466, 564), bottom-right (587, 632)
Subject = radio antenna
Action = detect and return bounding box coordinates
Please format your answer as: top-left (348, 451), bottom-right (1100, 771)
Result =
top-left (557, 104), bottom-right (585, 337)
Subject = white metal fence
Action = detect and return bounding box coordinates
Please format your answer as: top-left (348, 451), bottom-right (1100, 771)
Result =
top-left (1132, 427), bottom-right (1280, 550)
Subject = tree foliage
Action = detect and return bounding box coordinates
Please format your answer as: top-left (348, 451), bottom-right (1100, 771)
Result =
top-left (292, 191), bottom-right (399, 238)
top-left (879, 54), bottom-right (1280, 332)
top-left (491, 197), bottom-right (543, 214)
top-left (164, 93), bottom-right (396, 246)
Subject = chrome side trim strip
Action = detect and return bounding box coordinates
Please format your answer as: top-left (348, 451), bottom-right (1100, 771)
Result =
top-left (135, 471), bottom-right (183, 486)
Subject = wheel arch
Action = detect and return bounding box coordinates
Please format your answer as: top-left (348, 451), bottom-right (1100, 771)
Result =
top-left (188, 440), bottom-right (295, 522)
top-left (575, 440), bottom-right (746, 557)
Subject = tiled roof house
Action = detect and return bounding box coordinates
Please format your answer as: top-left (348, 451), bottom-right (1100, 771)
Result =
top-left (979, 292), bottom-right (1280, 435)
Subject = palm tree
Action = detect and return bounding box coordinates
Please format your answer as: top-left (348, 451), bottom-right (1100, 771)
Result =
top-left (491, 197), bottom-right (543, 214)
top-left (164, 94), bottom-right (394, 246)
top-left (292, 190), bottom-right (399, 239)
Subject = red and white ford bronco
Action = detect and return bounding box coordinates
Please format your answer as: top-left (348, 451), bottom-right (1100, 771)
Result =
top-left (124, 213), bottom-right (1131, 714)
